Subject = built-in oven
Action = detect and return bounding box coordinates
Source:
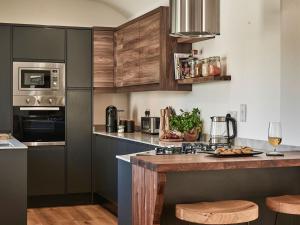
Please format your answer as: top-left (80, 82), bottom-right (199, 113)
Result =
top-left (13, 107), bottom-right (65, 146)
top-left (13, 61), bottom-right (66, 146)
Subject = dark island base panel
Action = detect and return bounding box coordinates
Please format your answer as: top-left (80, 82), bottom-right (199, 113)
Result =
top-left (28, 193), bottom-right (92, 208)
top-left (93, 193), bottom-right (118, 215)
top-left (160, 167), bottom-right (300, 225)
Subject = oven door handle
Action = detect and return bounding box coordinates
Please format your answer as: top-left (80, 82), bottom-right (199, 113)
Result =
top-left (19, 107), bottom-right (60, 111)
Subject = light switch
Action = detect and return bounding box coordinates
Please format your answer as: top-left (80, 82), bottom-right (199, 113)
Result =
top-left (240, 104), bottom-right (247, 122)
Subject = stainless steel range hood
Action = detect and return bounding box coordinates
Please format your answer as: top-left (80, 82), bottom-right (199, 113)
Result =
top-left (170, 0), bottom-right (220, 38)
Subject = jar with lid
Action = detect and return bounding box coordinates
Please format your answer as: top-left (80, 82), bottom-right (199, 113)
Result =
top-left (194, 59), bottom-right (202, 77)
top-left (202, 58), bottom-right (209, 77)
top-left (215, 56), bottom-right (222, 75)
top-left (209, 56), bottom-right (221, 76)
top-left (188, 50), bottom-right (199, 78)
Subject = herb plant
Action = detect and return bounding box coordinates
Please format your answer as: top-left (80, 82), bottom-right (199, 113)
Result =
top-left (169, 108), bottom-right (203, 133)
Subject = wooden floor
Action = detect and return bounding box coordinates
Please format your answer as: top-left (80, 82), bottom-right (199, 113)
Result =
top-left (27, 205), bottom-right (117, 225)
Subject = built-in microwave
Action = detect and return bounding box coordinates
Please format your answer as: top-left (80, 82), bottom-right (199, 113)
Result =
top-left (13, 62), bottom-right (65, 106)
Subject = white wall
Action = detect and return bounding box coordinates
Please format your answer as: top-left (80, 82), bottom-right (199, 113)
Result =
top-left (129, 0), bottom-right (282, 142)
top-left (93, 93), bottom-right (129, 125)
top-left (0, 0), bottom-right (126, 27)
top-left (281, 0), bottom-right (300, 145)
top-left (99, 0), bottom-right (168, 19)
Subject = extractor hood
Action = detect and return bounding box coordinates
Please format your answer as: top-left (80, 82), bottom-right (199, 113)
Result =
top-left (170, 0), bottom-right (220, 38)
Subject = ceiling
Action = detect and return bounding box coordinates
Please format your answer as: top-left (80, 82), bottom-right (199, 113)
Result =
top-left (97, 0), bottom-right (169, 18)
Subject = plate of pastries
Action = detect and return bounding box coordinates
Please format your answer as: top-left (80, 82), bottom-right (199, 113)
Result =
top-left (208, 146), bottom-right (263, 157)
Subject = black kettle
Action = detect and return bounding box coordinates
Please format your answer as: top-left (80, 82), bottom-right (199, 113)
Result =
top-left (106, 106), bottom-right (118, 133)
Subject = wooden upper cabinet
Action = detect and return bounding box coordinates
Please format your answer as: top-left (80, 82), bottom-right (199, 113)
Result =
top-left (114, 7), bottom-right (192, 91)
top-left (138, 12), bottom-right (161, 85)
top-left (93, 29), bottom-right (114, 88)
top-left (93, 7), bottom-right (192, 92)
top-left (115, 12), bottom-right (161, 88)
top-left (115, 23), bottom-right (140, 87)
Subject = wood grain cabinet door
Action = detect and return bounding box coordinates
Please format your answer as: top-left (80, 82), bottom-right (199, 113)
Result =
top-left (138, 12), bottom-right (161, 85)
top-left (93, 30), bottom-right (114, 88)
top-left (117, 23), bottom-right (140, 87)
top-left (114, 29), bottom-right (124, 87)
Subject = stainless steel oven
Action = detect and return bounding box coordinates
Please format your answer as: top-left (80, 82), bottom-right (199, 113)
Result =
top-left (13, 62), bottom-right (65, 106)
top-left (13, 61), bottom-right (66, 146)
top-left (13, 107), bottom-right (65, 146)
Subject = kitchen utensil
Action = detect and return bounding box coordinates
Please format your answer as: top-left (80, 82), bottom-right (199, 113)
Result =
top-left (159, 109), bottom-right (166, 139)
top-left (209, 113), bottom-right (237, 146)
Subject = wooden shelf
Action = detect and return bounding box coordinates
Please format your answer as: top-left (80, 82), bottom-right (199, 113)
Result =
top-left (177, 36), bottom-right (215, 44)
top-left (177, 75), bottom-right (231, 84)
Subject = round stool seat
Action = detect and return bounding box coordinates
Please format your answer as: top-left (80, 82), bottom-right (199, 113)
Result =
top-left (266, 195), bottom-right (300, 215)
top-left (176, 200), bottom-right (259, 225)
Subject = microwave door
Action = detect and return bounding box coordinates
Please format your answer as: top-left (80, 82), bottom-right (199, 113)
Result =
top-left (19, 69), bottom-right (51, 90)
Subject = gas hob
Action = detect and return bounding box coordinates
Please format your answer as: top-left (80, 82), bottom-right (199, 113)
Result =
top-left (154, 143), bottom-right (228, 155)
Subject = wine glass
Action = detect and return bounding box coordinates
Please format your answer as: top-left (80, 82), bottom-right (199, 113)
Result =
top-left (267, 122), bottom-right (284, 156)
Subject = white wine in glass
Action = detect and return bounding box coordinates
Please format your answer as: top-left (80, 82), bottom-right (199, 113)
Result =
top-left (267, 122), bottom-right (284, 156)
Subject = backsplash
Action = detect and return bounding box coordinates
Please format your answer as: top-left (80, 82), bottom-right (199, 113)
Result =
top-left (93, 92), bottom-right (129, 125)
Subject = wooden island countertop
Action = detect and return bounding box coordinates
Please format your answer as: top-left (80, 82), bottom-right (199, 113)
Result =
top-left (130, 151), bottom-right (300, 172)
top-left (130, 151), bottom-right (300, 225)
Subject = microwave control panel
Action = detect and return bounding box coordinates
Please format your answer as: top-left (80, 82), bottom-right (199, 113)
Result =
top-left (51, 69), bottom-right (60, 90)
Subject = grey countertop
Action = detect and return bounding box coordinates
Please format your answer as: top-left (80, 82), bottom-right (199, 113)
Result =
top-left (0, 137), bottom-right (28, 150)
top-left (93, 130), bottom-right (185, 147)
top-left (93, 126), bottom-right (300, 163)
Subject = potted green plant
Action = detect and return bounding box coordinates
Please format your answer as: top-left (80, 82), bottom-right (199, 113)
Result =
top-left (169, 108), bottom-right (203, 142)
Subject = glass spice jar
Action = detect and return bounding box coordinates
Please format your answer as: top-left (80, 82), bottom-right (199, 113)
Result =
top-left (209, 56), bottom-right (221, 76)
top-left (195, 59), bottom-right (202, 77)
top-left (202, 58), bottom-right (209, 77)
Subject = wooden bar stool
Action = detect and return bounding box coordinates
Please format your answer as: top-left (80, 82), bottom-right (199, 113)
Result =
top-left (176, 200), bottom-right (259, 225)
top-left (266, 195), bottom-right (300, 225)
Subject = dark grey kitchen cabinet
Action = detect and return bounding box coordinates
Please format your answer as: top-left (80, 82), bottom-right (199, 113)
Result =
top-left (66, 29), bottom-right (92, 88)
top-left (13, 26), bottom-right (65, 61)
top-left (67, 90), bottom-right (92, 193)
top-left (93, 134), bottom-right (156, 204)
top-left (27, 146), bottom-right (65, 196)
top-left (118, 159), bottom-right (132, 225)
top-left (0, 25), bottom-right (12, 133)
top-left (0, 148), bottom-right (27, 225)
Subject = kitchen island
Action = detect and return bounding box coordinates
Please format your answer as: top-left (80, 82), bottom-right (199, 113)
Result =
top-left (0, 137), bottom-right (27, 225)
top-left (118, 151), bottom-right (300, 225)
